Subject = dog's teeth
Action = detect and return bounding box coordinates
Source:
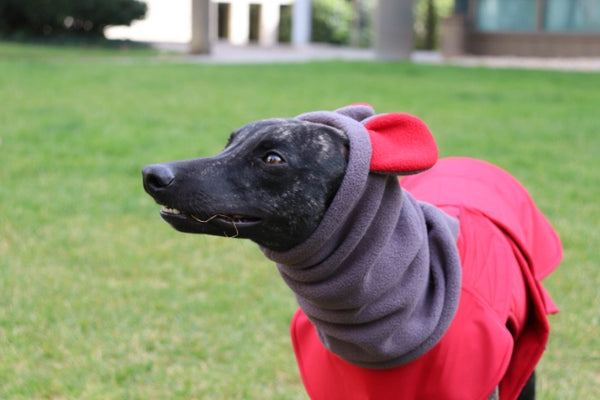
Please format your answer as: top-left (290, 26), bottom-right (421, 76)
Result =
top-left (162, 206), bottom-right (181, 214)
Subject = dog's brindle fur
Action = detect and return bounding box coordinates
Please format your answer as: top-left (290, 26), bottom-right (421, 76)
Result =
top-left (143, 119), bottom-right (348, 252)
top-left (143, 119), bottom-right (535, 399)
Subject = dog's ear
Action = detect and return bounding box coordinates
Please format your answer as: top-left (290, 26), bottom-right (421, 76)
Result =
top-left (365, 113), bottom-right (438, 175)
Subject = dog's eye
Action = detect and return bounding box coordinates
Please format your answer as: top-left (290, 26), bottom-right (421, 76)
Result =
top-left (263, 153), bottom-right (285, 165)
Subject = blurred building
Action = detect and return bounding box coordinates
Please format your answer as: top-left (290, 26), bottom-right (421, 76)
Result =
top-left (105, 0), bottom-right (416, 60)
top-left (442, 0), bottom-right (600, 57)
top-left (105, 0), bottom-right (297, 50)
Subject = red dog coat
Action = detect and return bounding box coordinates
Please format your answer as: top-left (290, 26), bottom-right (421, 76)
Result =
top-left (290, 157), bottom-right (562, 400)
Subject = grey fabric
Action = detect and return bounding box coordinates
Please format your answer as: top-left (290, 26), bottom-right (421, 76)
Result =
top-left (261, 106), bottom-right (462, 369)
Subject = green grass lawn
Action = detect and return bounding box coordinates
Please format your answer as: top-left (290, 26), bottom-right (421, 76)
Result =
top-left (1, 41), bottom-right (598, 399)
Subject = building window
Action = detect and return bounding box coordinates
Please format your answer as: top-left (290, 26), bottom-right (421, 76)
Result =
top-left (475, 0), bottom-right (600, 32)
top-left (476, 0), bottom-right (537, 31)
top-left (544, 0), bottom-right (600, 31)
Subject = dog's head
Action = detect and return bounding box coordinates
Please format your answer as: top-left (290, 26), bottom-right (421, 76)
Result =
top-left (143, 105), bottom-right (438, 252)
top-left (142, 118), bottom-right (349, 251)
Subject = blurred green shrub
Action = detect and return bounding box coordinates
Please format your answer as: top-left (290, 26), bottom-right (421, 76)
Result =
top-left (310, 0), bottom-right (373, 46)
top-left (311, 0), bottom-right (353, 45)
top-left (0, 0), bottom-right (147, 39)
top-left (414, 0), bottom-right (454, 50)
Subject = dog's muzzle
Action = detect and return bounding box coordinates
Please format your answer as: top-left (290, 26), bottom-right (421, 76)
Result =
top-left (142, 163), bottom-right (261, 238)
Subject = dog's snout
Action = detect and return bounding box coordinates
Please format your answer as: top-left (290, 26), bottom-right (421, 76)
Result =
top-left (143, 164), bottom-right (175, 193)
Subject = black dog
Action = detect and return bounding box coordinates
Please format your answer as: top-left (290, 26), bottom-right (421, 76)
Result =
top-left (143, 106), bottom-right (561, 400)
top-left (143, 118), bottom-right (348, 251)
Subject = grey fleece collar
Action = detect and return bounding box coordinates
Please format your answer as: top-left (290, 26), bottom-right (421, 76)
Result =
top-left (261, 105), bottom-right (462, 369)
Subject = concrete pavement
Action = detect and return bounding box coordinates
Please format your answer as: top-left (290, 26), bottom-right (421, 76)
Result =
top-left (152, 41), bottom-right (600, 72)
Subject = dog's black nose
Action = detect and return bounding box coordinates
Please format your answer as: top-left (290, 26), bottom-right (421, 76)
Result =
top-left (142, 164), bottom-right (175, 194)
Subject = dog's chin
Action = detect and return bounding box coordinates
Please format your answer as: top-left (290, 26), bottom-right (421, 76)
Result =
top-left (158, 207), bottom-right (261, 237)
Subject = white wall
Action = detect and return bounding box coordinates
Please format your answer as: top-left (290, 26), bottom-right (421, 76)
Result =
top-left (105, 0), bottom-right (192, 43)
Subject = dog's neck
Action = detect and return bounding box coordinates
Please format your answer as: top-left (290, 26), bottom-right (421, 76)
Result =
top-left (262, 172), bottom-right (462, 368)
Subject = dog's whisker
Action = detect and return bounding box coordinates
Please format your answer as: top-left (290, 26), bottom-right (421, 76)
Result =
top-left (224, 221), bottom-right (239, 239)
top-left (218, 214), bottom-right (239, 238)
top-left (191, 214), bottom-right (219, 223)
top-left (191, 214), bottom-right (240, 238)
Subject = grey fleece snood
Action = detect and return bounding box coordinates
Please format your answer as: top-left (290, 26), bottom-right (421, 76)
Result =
top-left (261, 105), bottom-right (462, 369)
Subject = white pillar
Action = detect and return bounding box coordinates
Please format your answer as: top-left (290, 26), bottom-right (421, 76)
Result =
top-left (259, 1), bottom-right (281, 46)
top-left (292, 0), bottom-right (311, 46)
top-left (229, 0), bottom-right (250, 45)
top-left (375, 0), bottom-right (415, 60)
top-left (190, 0), bottom-right (212, 54)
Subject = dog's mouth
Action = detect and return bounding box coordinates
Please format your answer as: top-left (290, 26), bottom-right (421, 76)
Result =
top-left (159, 205), bottom-right (261, 236)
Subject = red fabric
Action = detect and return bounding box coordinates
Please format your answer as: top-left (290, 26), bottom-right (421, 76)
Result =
top-left (402, 157), bottom-right (562, 313)
top-left (290, 157), bottom-right (562, 400)
top-left (366, 113), bottom-right (438, 175)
